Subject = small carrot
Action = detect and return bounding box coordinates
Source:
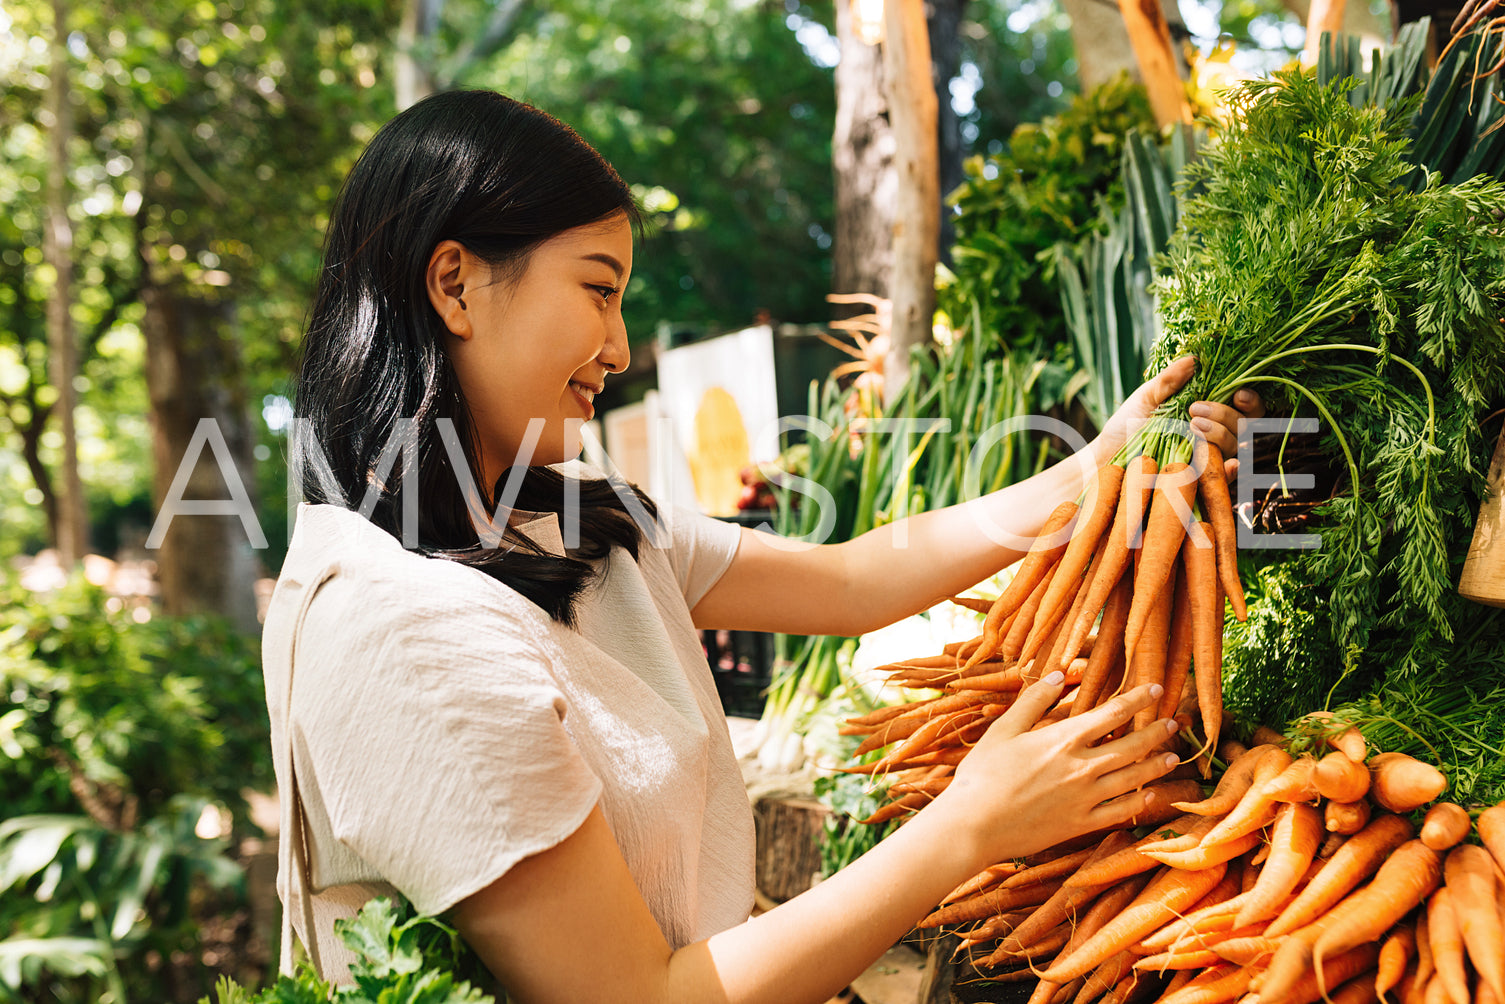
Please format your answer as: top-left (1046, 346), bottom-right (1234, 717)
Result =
top-left (1475, 801), bottom-right (1505, 875)
top-left (1266, 813), bottom-right (1415, 936)
top-left (1325, 798), bottom-right (1372, 835)
top-left (1124, 461), bottom-right (1203, 663)
top-left (1198, 747), bottom-right (1294, 846)
top-left (1212, 933), bottom-right (1283, 966)
top-left (1419, 803), bottom-right (1471, 852)
top-left (969, 499), bottom-right (1078, 666)
top-left (1129, 560), bottom-right (1175, 731)
top-left (1198, 441), bottom-right (1246, 621)
top-left (1181, 518), bottom-right (1223, 755)
top-left (1041, 549), bottom-right (1102, 677)
top-left (1024, 463), bottom-right (1126, 662)
top-left (993, 832), bottom-right (1134, 957)
top-left (1264, 755), bottom-right (1320, 803)
top-left (1265, 943), bottom-right (1382, 1004)
top-left (1133, 947), bottom-right (1225, 971)
top-left (1072, 815), bottom-right (1219, 887)
top-left (1313, 750), bottom-right (1371, 803)
top-left (1159, 563), bottom-right (1194, 720)
top-left (1000, 845), bottom-right (1100, 890)
top-left (1037, 862), bottom-right (1229, 983)
top-left (1072, 951), bottom-right (1138, 1004)
top-left (1234, 801), bottom-right (1323, 927)
top-left (1368, 752), bottom-right (1448, 813)
top-left (1413, 908), bottom-right (1434, 1000)
top-left (1443, 843), bottom-right (1505, 1003)
top-left (1062, 455), bottom-right (1159, 659)
top-left (1173, 744), bottom-right (1276, 816)
top-left (1311, 840), bottom-right (1443, 985)
top-left (1000, 562), bottom-right (1059, 664)
top-left (1329, 972), bottom-right (1382, 1004)
top-left (1427, 886), bottom-right (1469, 1004)
top-left (947, 594), bottom-right (995, 614)
top-left (1072, 570), bottom-right (1131, 716)
top-left (918, 876), bottom-right (1065, 928)
top-left (1142, 830), bottom-right (1261, 871)
top-left (1376, 926), bottom-right (1416, 1001)
top-left (940, 861), bottom-right (1018, 905)
top-left (1158, 964), bottom-right (1252, 1004)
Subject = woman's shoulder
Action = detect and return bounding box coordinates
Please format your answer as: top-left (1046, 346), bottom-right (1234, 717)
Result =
top-left (270, 503), bottom-right (555, 644)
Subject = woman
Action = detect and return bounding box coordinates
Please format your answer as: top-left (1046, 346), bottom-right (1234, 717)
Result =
top-left (264, 89), bottom-right (1262, 1003)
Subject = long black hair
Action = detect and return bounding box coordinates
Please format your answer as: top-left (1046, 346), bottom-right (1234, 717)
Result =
top-left (294, 89), bottom-right (657, 626)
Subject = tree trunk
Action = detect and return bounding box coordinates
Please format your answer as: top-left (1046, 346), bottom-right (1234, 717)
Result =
top-left (43, 0), bottom-right (88, 566)
top-left (832, 0), bottom-right (897, 307)
top-left (881, 0), bottom-right (940, 402)
top-left (1061, 0), bottom-right (1189, 91)
top-left (395, 0), bottom-right (442, 110)
top-left (929, 0), bottom-right (969, 261)
top-left (139, 249), bottom-right (262, 631)
top-left (1117, 0), bottom-right (1193, 126)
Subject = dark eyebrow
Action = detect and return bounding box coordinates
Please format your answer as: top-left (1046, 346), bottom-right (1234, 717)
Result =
top-left (580, 252), bottom-right (624, 282)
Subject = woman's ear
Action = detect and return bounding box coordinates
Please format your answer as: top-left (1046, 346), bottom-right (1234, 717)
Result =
top-left (426, 240), bottom-right (474, 339)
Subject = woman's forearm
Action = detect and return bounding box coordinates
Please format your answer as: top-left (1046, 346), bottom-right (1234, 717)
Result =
top-left (825, 439), bottom-right (1107, 636)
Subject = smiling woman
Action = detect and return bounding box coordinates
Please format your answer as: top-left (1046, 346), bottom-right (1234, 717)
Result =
top-left (264, 87), bottom-right (1258, 1004)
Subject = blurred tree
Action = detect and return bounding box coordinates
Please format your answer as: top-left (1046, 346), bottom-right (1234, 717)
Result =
top-left (1, 0), bottom-right (395, 623)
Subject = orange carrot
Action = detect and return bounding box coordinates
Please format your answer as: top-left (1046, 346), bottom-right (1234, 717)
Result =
top-left (1311, 840), bottom-right (1443, 984)
top-left (1181, 518), bottom-right (1223, 755)
top-left (1376, 926), bottom-right (1416, 1001)
top-left (1158, 964), bottom-right (1252, 1004)
top-left (1426, 886), bottom-right (1469, 1004)
top-left (1326, 798), bottom-right (1372, 835)
top-left (1234, 801), bottom-right (1323, 927)
top-left (1041, 550), bottom-right (1102, 677)
top-left (1129, 561), bottom-right (1175, 731)
top-left (1198, 747), bottom-right (1294, 846)
top-left (1264, 943), bottom-right (1382, 1004)
top-left (1000, 845), bottom-right (1100, 890)
top-left (1071, 815), bottom-right (1219, 887)
top-left (947, 594), bottom-right (995, 614)
top-left (1443, 843), bottom-right (1505, 1002)
top-left (1313, 750), bottom-right (1371, 803)
top-left (969, 499), bottom-right (1078, 666)
top-left (1159, 563), bottom-right (1194, 720)
top-left (1419, 803), bottom-right (1471, 852)
top-left (1072, 570), bottom-right (1131, 716)
top-left (1025, 463), bottom-right (1126, 662)
top-left (993, 832), bottom-right (1134, 957)
top-left (919, 876), bottom-right (1065, 927)
top-left (1212, 932), bottom-right (1283, 966)
top-left (1266, 813), bottom-right (1416, 936)
top-left (1000, 562), bottom-right (1059, 664)
top-left (1124, 461), bottom-right (1202, 662)
top-left (1329, 972), bottom-right (1382, 1004)
top-left (1413, 908), bottom-right (1434, 1000)
top-left (1173, 744), bottom-right (1276, 816)
top-left (1478, 802), bottom-right (1505, 875)
top-left (1142, 830), bottom-right (1261, 871)
top-left (1073, 951), bottom-right (1138, 1004)
top-left (1037, 862), bottom-right (1229, 983)
top-left (1369, 753), bottom-right (1448, 813)
top-left (1062, 455), bottom-right (1159, 658)
top-left (1198, 441), bottom-right (1246, 621)
top-left (1264, 755), bottom-right (1320, 803)
top-left (1133, 947), bottom-right (1225, 971)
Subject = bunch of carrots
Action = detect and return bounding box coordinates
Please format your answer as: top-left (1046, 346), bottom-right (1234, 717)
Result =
top-left (941, 426), bottom-right (1245, 774)
top-left (842, 682), bottom-right (1505, 1004)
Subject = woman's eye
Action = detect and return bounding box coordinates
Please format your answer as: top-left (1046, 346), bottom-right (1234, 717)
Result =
top-left (590, 284), bottom-right (619, 303)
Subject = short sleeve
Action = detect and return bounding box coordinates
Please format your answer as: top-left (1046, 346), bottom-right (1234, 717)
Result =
top-left (658, 505), bottom-right (742, 609)
top-left (292, 568), bottom-right (604, 917)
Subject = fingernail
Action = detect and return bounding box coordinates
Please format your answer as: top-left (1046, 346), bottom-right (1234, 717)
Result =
top-left (1191, 417), bottom-right (1214, 433)
top-left (1149, 683), bottom-right (1164, 699)
top-left (1044, 670), bottom-right (1065, 686)
top-left (1164, 753), bottom-right (1180, 768)
top-left (1165, 718), bottom-right (1180, 735)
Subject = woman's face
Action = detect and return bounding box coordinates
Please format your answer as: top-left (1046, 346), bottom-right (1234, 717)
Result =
top-left (434, 213), bottom-right (632, 490)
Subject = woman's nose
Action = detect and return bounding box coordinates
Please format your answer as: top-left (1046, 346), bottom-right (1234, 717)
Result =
top-left (600, 317), bottom-right (630, 374)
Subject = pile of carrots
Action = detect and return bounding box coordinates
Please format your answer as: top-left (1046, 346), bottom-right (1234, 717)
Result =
top-left (842, 684), bottom-right (1505, 1004)
top-left (942, 445), bottom-right (1245, 773)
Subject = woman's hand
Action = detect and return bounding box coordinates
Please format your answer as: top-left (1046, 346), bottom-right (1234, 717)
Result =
top-left (1093, 356), bottom-right (1266, 479)
top-left (930, 676), bottom-right (1181, 868)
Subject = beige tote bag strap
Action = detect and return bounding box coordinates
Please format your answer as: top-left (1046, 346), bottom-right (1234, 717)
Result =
top-left (278, 563), bottom-right (340, 976)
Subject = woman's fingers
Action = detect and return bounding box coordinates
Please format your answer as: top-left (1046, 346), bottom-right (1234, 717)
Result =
top-left (1067, 683), bottom-right (1163, 744)
top-left (1084, 761), bottom-right (1182, 830)
top-left (1140, 356), bottom-right (1197, 411)
top-left (990, 672), bottom-right (1070, 741)
top-left (1088, 716), bottom-right (1180, 772)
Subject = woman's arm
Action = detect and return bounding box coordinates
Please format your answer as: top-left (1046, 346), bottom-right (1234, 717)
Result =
top-left (691, 358), bottom-right (1264, 636)
top-left (451, 678), bottom-right (1180, 1004)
